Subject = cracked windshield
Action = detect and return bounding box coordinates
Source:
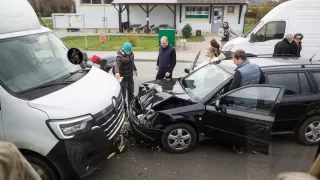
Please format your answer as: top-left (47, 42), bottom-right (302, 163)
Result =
top-left (1, 0), bottom-right (320, 180)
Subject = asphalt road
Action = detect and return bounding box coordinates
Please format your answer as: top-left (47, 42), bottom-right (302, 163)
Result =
top-left (86, 61), bottom-right (317, 180)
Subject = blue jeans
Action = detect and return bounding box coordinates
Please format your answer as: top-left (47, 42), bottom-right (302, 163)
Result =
top-left (120, 76), bottom-right (134, 110)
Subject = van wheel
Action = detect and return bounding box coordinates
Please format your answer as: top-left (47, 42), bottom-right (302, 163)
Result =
top-left (25, 155), bottom-right (60, 180)
top-left (161, 123), bottom-right (197, 154)
top-left (297, 116), bottom-right (320, 146)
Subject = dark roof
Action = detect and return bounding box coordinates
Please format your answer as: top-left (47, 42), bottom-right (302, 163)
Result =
top-left (111, 0), bottom-right (248, 4)
top-left (217, 57), bottom-right (320, 74)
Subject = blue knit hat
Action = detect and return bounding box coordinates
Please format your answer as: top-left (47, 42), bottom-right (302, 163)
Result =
top-left (123, 42), bottom-right (132, 52)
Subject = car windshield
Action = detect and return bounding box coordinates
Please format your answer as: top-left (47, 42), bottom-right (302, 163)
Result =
top-left (0, 32), bottom-right (76, 93)
top-left (244, 21), bottom-right (264, 38)
top-left (182, 64), bottom-right (232, 101)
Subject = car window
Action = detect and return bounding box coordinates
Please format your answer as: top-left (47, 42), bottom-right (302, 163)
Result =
top-left (311, 72), bottom-right (320, 92)
top-left (219, 86), bottom-right (281, 114)
top-left (299, 73), bottom-right (311, 94)
top-left (255, 21), bottom-right (286, 42)
top-left (268, 73), bottom-right (299, 95)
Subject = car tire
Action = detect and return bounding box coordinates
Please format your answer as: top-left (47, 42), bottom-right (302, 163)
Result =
top-left (161, 123), bottom-right (197, 154)
top-left (25, 155), bottom-right (60, 180)
top-left (297, 116), bottom-right (320, 146)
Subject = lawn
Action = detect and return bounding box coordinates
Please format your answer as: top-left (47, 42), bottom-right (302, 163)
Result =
top-left (41, 18), bottom-right (53, 30)
top-left (61, 35), bottom-right (205, 51)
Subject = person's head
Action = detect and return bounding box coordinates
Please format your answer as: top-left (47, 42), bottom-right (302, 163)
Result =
top-left (123, 42), bottom-right (133, 56)
top-left (232, 50), bottom-right (247, 66)
top-left (210, 39), bottom-right (221, 55)
top-left (223, 22), bottom-right (229, 28)
top-left (161, 36), bottom-right (169, 48)
top-left (294, 33), bottom-right (304, 43)
top-left (206, 47), bottom-right (218, 58)
top-left (284, 34), bottom-right (294, 43)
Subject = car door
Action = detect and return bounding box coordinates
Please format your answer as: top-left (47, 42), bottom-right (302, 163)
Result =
top-left (204, 85), bottom-right (285, 155)
top-left (190, 50), bottom-right (202, 71)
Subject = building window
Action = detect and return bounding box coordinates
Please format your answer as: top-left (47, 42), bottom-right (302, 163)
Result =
top-left (81, 0), bottom-right (105, 4)
top-left (185, 6), bottom-right (209, 19)
top-left (227, 6), bottom-right (234, 13)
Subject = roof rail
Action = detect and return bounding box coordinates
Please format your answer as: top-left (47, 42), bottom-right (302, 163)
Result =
top-left (261, 64), bottom-right (320, 69)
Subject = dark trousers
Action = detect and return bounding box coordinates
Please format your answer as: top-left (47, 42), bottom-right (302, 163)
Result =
top-left (156, 68), bottom-right (172, 80)
top-left (120, 76), bottom-right (134, 110)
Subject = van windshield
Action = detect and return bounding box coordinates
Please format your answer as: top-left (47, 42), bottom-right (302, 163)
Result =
top-left (0, 32), bottom-right (76, 93)
top-left (244, 21), bottom-right (263, 38)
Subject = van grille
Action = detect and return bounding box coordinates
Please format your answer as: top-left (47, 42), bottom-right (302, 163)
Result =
top-left (93, 92), bottom-right (124, 140)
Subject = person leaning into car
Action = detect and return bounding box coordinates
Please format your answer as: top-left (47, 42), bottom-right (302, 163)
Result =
top-left (229, 50), bottom-right (265, 154)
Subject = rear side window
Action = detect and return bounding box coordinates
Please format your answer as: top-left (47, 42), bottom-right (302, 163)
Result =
top-left (267, 73), bottom-right (311, 95)
top-left (311, 72), bottom-right (320, 91)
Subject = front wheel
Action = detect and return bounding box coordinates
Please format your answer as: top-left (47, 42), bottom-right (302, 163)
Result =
top-left (25, 155), bottom-right (60, 180)
top-left (297, 116), bottom-right (320, 146)
top-left (161, 123), bottom-right (197, 154)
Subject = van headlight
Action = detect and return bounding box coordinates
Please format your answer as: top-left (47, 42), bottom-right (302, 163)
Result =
top-left (47, 115), bottom-right (94, 139)
top-left (224, 44), bottom-right (234, 51)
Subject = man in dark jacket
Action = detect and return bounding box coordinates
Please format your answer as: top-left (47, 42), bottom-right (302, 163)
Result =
top-left (115, 42), bottom-right (137, 116)
top-left (273, 34), bottom-right (294, 57)
top-left (229, 50), bottom-right (264, 154)
top-left (156, 36), bottom-right (176, 80)
top-left (291, 33), bottom-right (303, 57)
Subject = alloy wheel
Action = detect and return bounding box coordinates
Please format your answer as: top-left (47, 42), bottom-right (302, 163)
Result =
top-left (167, 128), bottom-right (192, 150)
top-left (305, 121), bottom-right (320, 143)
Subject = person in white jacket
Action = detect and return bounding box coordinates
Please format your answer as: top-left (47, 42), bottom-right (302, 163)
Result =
top-left (218, 22), bottom-right (237, 49)
top-left (194, 47), bottom-right (220, 71)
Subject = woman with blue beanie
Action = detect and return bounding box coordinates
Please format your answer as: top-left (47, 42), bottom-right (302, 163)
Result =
top-left (114, 42), bottom-right (137, 116)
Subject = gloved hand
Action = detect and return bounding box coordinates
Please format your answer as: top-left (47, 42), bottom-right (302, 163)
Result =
top-left (133, 71), bottom-right (138, 77)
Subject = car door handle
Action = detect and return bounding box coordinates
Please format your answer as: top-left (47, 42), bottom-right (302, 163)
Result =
top-left (253, 124), bottom-right (269, 130)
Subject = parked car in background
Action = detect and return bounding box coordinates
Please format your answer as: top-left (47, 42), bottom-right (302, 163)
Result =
top-left (223, 0), bottom-right (320, 60)
top-left (129, 54), bottom-right (320, 154)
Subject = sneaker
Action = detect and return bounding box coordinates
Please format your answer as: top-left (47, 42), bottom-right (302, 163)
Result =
top-left (233, 145), bottom-right (244, 154)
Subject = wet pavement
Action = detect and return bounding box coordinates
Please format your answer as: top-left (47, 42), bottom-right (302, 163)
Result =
top-left (86, 61), bottom-right (317, 180)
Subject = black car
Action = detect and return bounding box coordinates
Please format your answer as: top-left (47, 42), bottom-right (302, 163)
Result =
top-left (129, 54), bottom-right (320, 154)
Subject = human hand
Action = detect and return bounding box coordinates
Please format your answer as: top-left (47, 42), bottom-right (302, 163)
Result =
top-left (115, 73), bottom-right (120, 79)
top-left (133, 71), bottom-right (138, 76)
top-left (165, 72), bottom-right (170, 77)
top-left (156, 66), bottom-right (159, 70)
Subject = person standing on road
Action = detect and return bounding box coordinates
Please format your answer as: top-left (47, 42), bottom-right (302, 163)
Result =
top-left (291, 33), bottom-right (303, 57)
top-left (91, 54), bottom-right (116, 75)
top-left (218, 22), bottom-right (237, 49)
top-left (273, 34), bottom-right (294, 57)
top-left (210, 39), bottom-right (226, 60)
top-left (195, 47), bottom-right (220, 71)
top-left (229, 50), bottom-right (264, 154)
top-left (156, 36), bottom-right (176, 80)
top-left (114, 42), bottom-right (137, 116)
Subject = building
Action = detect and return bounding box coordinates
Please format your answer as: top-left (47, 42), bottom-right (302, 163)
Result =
top-left (75, 0), bottom-right (248, 33)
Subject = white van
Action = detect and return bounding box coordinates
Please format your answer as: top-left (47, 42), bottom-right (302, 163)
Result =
top-left (223, 0), bottom-right (320, 60)
top-left (0, 0), bottom-right (124, 179)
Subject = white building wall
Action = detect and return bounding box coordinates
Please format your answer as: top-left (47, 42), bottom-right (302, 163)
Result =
top-left (75, 0), bottom-right (127, 29)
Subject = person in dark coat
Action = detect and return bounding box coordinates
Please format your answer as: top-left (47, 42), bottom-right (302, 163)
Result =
top-left (291, 33), bottom-right (303, 57)
top-left (273, 34), bottom-right (294, 57)
top-left (156, 36), bottom-right (176, 80)
top-left (114, 42), bottom-right (137, 116)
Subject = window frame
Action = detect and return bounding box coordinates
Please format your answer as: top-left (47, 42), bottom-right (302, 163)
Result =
top-left (214, 84), bottom-right (285, 116)
top-left (227, 6), bottom-right (235, 13)
top-left (265, 71), bottom-right (315, 96)
top-left (185, 6), bottom-right (210, 19)
top-left (308, 71), bottom-right (320, 93)
top-left (254, 21), bottom-right (286, 42)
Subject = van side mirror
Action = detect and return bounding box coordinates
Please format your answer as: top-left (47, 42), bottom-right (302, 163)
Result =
top-left (250, 33), bottom-right (256, 43)
top-left (184, 68), bottom-right (190, 74)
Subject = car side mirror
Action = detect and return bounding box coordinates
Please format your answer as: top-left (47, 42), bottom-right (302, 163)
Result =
top-left (250, 33), bottom-right (256, 43)
top-left (184, 68), bottom-right (190, 74)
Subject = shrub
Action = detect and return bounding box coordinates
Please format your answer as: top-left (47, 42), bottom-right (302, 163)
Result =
top-left (182, 24), bottom-right (192, 38)
top-left (123, 33), bottom-right (140, 47)
top-left (255, 6), bottom-right (274, 21)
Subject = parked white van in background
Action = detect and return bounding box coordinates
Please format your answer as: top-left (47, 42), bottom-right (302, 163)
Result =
top-left (223, 0), bottom-right (320, 60)
top-left (0, 0), bottom-right (124, 179)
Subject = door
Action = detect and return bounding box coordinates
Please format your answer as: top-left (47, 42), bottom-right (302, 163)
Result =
top-left (190, 50), bottom-right (202, 71)
top-left (266, 72), bottom-right (319, 132)
top-left (211, 7), bottom-right (224, 33)
top-left (250, 21), bottom-right (286, 55)
top-left (205, 85), bottom-right (285, 155)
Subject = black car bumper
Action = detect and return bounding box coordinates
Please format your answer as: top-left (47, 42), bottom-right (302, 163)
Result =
top-left (46, 116), bottom-right (125, 180)
top-left (128, 101), bottom-right (162, 143)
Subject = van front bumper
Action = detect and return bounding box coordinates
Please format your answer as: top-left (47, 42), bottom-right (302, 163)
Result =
top-left (46, 100), bottom-right (125, 180)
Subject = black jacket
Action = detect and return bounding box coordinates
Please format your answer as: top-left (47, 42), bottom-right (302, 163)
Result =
top-left (157, 45), bottom-right (176, 72)
top-left (273, 38), bottom-right (292, 57)
top-left (290, 41), bottom-right (302, 57)
top-left (114, 49), bottom-right (137, 78)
